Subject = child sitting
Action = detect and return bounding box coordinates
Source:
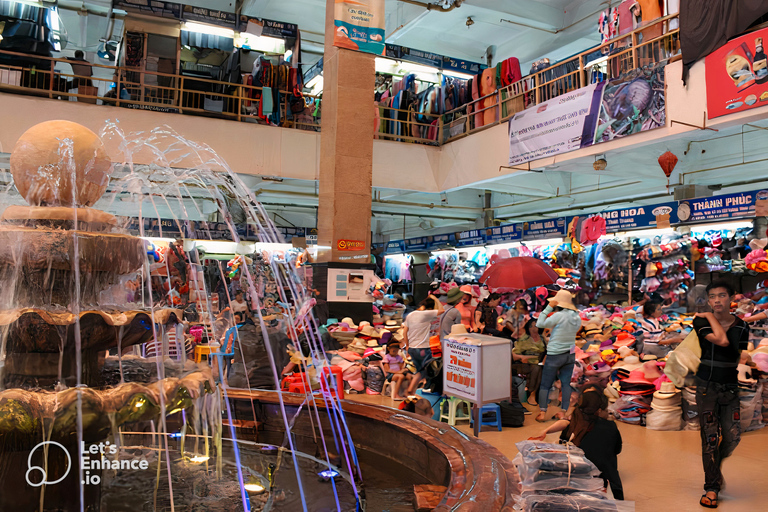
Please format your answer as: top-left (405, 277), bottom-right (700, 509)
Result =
top-left (382, 341), bottom-right (411, 401)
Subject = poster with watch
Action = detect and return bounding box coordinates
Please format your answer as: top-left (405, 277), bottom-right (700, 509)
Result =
top-left (706, 26), bottom-right (768, 119)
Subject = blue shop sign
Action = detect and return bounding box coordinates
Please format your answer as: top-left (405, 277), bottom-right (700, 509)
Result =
top-left (427, 233), bottom-right (456, 250)
top-left (455, 229), bottom-right (486, 247)
top-left (442, 56), bottom-right (482, 75)
top-left (486, 223), bottom-right (522, 244)
top-left (522, 218), bottom-right (566, 240)
top-left (677, 190), bottom-right (762, 223)
top-left (591, 202), bottom-right (679, 232)
top-left (405, 237), bottom-right (429, 251)
top-left (386, 240), bottom-right (406, 253)
top-left (399, 46), bottom-right (443, 68)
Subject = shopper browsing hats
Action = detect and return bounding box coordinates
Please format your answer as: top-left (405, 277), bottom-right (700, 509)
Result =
top-left (693, 281), bottom-right (750, 509)
top-left (403, 295), bottom-right (444, 395)
top-left (455, 284), bottom-right (478, 332)
top-left (438, 286), bottom-right (466, 341)
top-left (535, 289), bottom-right (582, 422)
top-left (529, 389), bottom-right (624, 500)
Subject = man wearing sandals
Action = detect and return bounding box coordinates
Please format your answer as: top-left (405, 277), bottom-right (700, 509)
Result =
top-left (692, 281), bottom-right (750, 509)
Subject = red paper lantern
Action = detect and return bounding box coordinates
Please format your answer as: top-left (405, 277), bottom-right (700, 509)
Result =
top-left (658, 151), bottom-right (678, 191)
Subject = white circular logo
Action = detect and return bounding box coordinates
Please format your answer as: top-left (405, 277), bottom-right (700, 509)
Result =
top-left (26, 441), bottom-right (72, 487)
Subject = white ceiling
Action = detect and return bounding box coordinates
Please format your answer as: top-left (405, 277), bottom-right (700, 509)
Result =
top-left (40, 1), bottom-right (764, 240)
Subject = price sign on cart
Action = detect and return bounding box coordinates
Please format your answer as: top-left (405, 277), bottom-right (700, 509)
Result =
top-left (444, 339), bottom-right (480, 402)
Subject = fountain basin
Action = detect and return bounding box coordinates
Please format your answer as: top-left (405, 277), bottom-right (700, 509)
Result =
top-left (226, 389), bottom-right (520, 511)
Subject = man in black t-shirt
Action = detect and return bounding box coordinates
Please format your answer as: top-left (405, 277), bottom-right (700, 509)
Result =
top-left (693, 281), bottom-right (749, 509)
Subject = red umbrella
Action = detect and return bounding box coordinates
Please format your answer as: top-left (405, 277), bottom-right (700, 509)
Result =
top-left (479, 257), bottom-right (559, 291)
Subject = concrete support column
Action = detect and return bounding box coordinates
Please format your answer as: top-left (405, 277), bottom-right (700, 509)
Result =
top-left (317, 0), bottom-right (375, 262)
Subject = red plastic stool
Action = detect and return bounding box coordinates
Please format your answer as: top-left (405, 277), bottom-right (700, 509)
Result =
top-left (282, 372), bottom-right (309, 391)
top-left (288, 382), bottom-right (311, 394)
top-left (320, 365), bottom-right (345, 399)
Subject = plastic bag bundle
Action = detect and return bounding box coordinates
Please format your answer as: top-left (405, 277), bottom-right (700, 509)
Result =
top-left (513, 441), bottom-right (603, 492)
top-left (645, 409), bottom-right (684, 431)
top-left (517, 492), bottom-right (620, 512)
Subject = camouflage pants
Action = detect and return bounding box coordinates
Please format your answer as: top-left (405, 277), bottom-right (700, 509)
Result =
top-left (695, 378), bottom-right (741, 493)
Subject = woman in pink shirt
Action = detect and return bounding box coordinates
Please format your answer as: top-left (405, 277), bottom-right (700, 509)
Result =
top-left (454, 285), bottom-right (478, 332)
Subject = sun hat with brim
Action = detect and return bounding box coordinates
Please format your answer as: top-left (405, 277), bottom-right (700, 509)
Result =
top-left (575, 347), bottom-right (592, 361)
top-left (393, 331), bottom-right (404, 342)
top-left (459, 284), bottom-right (479, 297)
top-left (363, 346), bottom-right (386, 357)
top-left (348, 338), bottom-right (368, 354)
top-left (360, 325), bottom-right (381, 338)
top-left (653, 381), bottom-right (680, 399)
top-left (586, 329), bottom-right (603, 336)
top-left (445, 286), bottom-right (465, 305)
top-left (366, 339), bottom-right (381, 348)
top-left (617, 346), bottom-right (633, 358)
top-left (341, 317), bottom-right (358, 330)
top-left (650, 401), bottom-right (682, 412)
top-left (549, 289), bottom-right (578, 311)
top-left (613, 332), bottom-right (636, 348)
top-left (622, 369), bottom-right (654, 385)
top-left (585, 343), bottom-right (601, 353)
top-left (642, 361), bottom-right (662, 380)
top-left (614, 355), bottom-right (643, 372)
top-left (448, 323), bottom-right (469, 337)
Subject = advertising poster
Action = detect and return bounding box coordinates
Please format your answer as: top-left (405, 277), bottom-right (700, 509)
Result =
top-left (594, 62), bottom-right (666, 143)
top-left (508, 62), bottom-right (666, 166)
top-left (333, 0), bottom-right (385, 56)
top-left (508, 83), bottom-right (602, 166)
top-left (706, 27), bottom-right (768, 119)
top-left (444, 339), bottom-right (479, 402)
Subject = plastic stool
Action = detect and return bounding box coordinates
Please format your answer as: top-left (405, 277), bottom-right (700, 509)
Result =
top-left (439, 397), bottom-right (471, 426)
top-left (320, 365), bottom-right (345, 399)
top-left (470, 403), bottom-right (503, 432)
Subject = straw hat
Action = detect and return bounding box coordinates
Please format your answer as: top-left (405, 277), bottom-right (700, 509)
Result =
top-left (548, 289), bottom-right (578, 311)
top-left (653, 381), bottom-right (680, 400)
top-left (393, 331), bottom-right (404, 343)
top-left (360, 325), bottom-right (381, 338)
top-left (341, 317), bottom-right (358, 330)
top-left (348, 338), bottom-right (367, 354)
top-left (366, 339), bottom-right (380, 348)
top-left (617, 346), bottom-right (632, 358)
top-left (448, 324), bottom-right (469, 337)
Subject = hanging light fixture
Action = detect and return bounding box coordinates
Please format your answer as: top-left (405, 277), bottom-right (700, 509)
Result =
top-left (593, 156), bottom-right (607, 171)
top-left (657, 151), bottom-right (678, 192)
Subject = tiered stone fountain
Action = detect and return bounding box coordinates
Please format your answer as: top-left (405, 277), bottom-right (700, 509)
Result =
top-left (0, 121), bottom-right (217, 511)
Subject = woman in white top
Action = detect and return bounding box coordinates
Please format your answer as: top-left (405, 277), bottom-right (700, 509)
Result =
top-left (403, 295), bottom-right (444, 395)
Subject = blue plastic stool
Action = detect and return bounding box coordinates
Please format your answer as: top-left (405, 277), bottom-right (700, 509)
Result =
top-left (211, 325), bottom-right (240, 383)
top-left (469, 403), bottom-right (503, 431)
